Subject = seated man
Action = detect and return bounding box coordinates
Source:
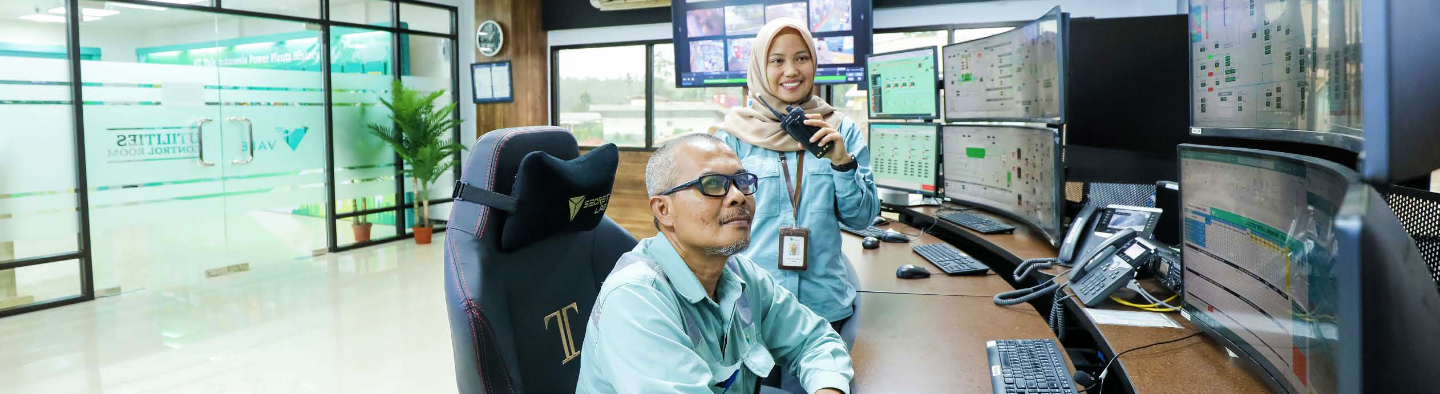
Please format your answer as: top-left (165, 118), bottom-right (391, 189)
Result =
top-left (577, 133), bottom-right (852, 394)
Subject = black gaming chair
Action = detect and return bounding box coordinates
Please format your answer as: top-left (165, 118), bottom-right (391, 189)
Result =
top-left (443, 126), bottom-right (637, 394)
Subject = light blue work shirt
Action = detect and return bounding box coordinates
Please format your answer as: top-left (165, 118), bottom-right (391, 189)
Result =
top-left (715, 115), bottom-right (881, 322)
top-left (577, 233), bottom-right (853, 394)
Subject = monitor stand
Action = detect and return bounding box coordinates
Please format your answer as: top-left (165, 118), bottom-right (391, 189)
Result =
top-left (879, 189), bottom-right (941, 207)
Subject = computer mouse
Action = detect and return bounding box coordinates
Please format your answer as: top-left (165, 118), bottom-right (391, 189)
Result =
top-left (896, 264), bottom-right (931, 279)
top-left (862, 237), bottom-right (880, 249)
top-left (871, 216), bottom-right (889, 226)
top-left (880, 229), bottom-right (910, 243)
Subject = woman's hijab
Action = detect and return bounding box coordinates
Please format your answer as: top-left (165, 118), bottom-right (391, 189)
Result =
top-left (716, 18), bottom-right (846, 152)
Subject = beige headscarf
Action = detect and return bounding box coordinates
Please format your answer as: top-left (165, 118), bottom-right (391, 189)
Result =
top-left (717, 18), bottom-right (846, 152)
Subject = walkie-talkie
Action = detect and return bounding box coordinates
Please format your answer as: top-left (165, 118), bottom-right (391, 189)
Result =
top-left (754, 94), bottom-right (831, 158)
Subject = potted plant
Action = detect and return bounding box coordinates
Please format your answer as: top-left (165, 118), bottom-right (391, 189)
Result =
top-left (368, 79), bottom-right (465, 245)
top-left (352, 198), bottom-right (372, 243)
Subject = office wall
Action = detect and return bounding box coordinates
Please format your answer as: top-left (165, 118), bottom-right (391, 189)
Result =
top-left (474, 0), bottom-right (547, 136)
top-left (584, 149), bottom-right (659, 240)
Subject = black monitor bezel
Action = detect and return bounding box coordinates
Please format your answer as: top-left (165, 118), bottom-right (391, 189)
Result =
top-left (1175, 143), bottom-right (1360, 394)
top-left (867, 122), bottom-right (941, 197)
top-left (941, 6), bottom-right (1067, 126)
top-left (940, 124), bottom-right (1064, 245)
top-left (865, 46), bottom-right (941, 120)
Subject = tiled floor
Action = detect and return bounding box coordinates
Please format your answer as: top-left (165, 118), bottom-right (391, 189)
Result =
top-left (0, 235), bottom-right (459, 394)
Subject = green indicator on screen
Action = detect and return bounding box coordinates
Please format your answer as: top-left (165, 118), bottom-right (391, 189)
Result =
top-left (965, 147), bottom-right (986, 158)
top-left (815, 75), bottom-right (847, 82)
top-left (1007, 172), bottom-right (1012, 186)
top-left (962, 73), bottom-right (972, 82)
top-left (704, 78), bottom-right (746, 84)
top-left (1208, 54), bottom-right (1214, 60)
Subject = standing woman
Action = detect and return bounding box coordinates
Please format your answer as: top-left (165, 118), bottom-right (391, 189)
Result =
top-left (714, 18), bottom-right (880, 333)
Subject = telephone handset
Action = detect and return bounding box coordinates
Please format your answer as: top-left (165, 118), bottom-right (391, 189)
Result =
top-left (753, 94), bottom-right (832, 159)
top-left (1058, 205), bottom-right (1098, 263)
top-left (1070, 228), bottom-right (1138, 281)
top-left (1070, 234), bottom-right (1159, 307)
top-left (1072, 205), bottom-right (1163, 265)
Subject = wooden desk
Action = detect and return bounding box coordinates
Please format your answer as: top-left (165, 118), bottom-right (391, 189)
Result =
top-left (862, 207), bottom-right (1279, 394)
top-left (841, 220), bottom-right (1016, 297)
top-left (1058, 281), bottom-right (1274, 393)
top-left (849, 293), bottom-right (1075, 394)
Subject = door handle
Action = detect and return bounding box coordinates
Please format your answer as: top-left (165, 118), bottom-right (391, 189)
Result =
top-left (229, 117), bottom-right (254, 165)
top-left (195, 117), bottom-right (214, 167)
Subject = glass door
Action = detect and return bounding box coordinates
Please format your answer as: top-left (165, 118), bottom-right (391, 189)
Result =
top-left (81, 6), bottom-right (327, 294)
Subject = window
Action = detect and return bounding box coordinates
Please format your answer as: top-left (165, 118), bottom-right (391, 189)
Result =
top-left (953, 27), bottom-right (1016, 43)
top-left (652, 44), bottom-right (743, 146)
top-left (555, 45), bottom-right (648, 148)
top-left (874, 30), bottom-right (947, 55)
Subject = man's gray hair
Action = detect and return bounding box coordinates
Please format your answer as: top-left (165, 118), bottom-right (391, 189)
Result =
top-left (645, 133), bottom-right (729, 196)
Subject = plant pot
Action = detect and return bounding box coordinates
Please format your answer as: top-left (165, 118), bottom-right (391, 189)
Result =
top-left (352, 222), bottom-right (373, 243)
top-left (413, 226), bottom-right (433, 244)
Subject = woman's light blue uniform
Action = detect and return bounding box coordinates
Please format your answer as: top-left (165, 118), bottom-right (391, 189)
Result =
top-left (715, 115), bottom-right (881, 322)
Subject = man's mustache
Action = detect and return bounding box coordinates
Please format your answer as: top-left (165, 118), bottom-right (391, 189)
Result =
top-left (720, 209), bottom-right (754, 224)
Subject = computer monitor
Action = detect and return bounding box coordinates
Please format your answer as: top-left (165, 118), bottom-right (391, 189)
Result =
top-left (1178, 144), bottom-right (1357, 394)
top-left (941, 125), bottom-right (1063, 242)
top-left (1361, 0), bottom-right (1440, 184)
top-left (868, 123), bottom-right (939, 196)
top-left (1334, 184), bottom-right (1440, 393)
top-left (669, 0), bottom-right (874, 88)
top-left (865, 46), bottom-right (939, 120)
top-left (1188, 0), bottom-right (1363, 152)
top-left (942, 6), bottom-right (1066, 124)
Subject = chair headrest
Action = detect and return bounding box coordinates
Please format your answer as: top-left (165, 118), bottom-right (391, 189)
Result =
top-left (450, 126), bottom-right (619, 251)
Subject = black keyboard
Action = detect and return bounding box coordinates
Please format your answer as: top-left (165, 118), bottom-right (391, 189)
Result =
top-left (938, 211), bottom-right (1015, 234)
top-left (839, 224), bottom-right (888, 239)
top-left (911, 243), bottom-right (989, 275)
top-left (987, 339), bottom-right (1077, 394)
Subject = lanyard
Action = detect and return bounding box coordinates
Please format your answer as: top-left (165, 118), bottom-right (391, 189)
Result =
top-left (778, 152), bottom-right (804, 221)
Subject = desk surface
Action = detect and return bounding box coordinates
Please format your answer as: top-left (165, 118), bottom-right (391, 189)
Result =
top-left (1061, 281), bottom-right (1275, 393)
top-left (842, 207), bottom-right (1278, 394)
top-left (841, 220), bottom-right (1016, 297)
top-left (849, 293), bottom-right (1075, 394)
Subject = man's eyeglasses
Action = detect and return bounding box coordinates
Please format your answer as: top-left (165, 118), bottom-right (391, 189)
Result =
top-left (659, 173), bottom-right (759, 197)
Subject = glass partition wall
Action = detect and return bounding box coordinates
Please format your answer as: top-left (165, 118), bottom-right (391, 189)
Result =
top-left (0, 0), bottom-right (460, 317)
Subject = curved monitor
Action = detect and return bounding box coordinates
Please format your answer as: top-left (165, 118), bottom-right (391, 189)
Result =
top-left (1188, 0), bottom-right (1363, 152)
top-left (1178, 144), bottom-right (1358, 394)
top-left (941, 125), bottom-right (1063, 243)
top-left (942, 6), bottom-right (1066, 124)
top-left (670, 0), bottom-right (873, 88)
top-left (866, 46), bottom-right (939, 120)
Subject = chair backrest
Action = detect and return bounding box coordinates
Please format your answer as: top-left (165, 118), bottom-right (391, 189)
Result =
top-left (443, 126), bottom-right (638, 394)
top-left (1380, 185), bottom-right (1440, 286)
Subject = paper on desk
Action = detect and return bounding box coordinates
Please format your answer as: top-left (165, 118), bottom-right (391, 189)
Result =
top-left (1085, 308), bottom-right (1182, 329)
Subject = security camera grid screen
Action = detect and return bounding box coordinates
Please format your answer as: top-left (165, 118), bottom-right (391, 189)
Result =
top-left (672, 0), bottom-right (873, 88)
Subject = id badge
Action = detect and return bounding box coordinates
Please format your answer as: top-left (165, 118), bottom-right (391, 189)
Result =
top-left (778, 227), bottom-right (810, 271)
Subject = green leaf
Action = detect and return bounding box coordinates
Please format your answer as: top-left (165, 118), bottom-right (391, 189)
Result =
top-left (370, 79), bottom-right (467, 197)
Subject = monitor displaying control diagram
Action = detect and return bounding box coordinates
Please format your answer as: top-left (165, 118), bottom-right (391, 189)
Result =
top-left (869, 123), bottom-right (939, 195)
top-left (941, 125), bottom-right (1062, 239)
top-left (670, 0), bottom-right (874, 88)
top-left (943, 6), bottom-right (1065, 123)
top-left (866, 47), bottom-right (939, 119)
top-left (1179, 145), bottom-right (1353, 394)
top-left (1189, 0), bottom-right (1362, 148)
